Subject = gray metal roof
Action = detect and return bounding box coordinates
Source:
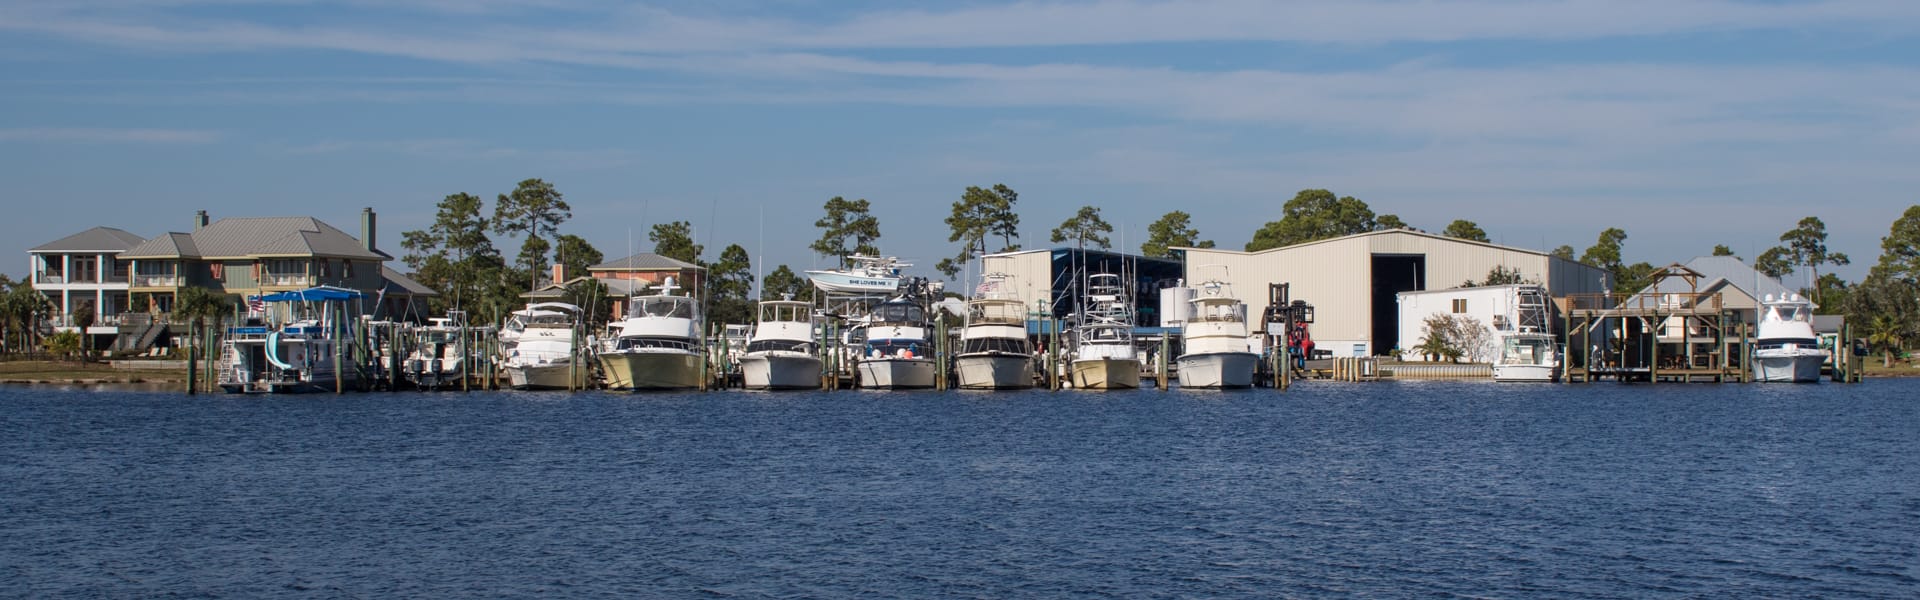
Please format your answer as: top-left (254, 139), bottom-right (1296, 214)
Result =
top-left (588, 253), bottom-right (703, 271)
top-left (1632, 255), bottom-right (1797, 302)
top-left (30, 227), bottom-right (150, 253)
top-left (521, 277), bottom-right (651, 298)
top-left (380, 266), bottom-right (437, 296)
top-left (120, 216), bottom-right (386, 260)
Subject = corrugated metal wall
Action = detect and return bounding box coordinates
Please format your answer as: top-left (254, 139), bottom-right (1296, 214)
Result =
top-left (1184, 230), bottom-right (1611, 356)
top-left (981, 250), bottom-right (1055, 311)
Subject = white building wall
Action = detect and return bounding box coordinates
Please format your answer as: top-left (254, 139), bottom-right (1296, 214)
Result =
top-left (1396, 285), bottom-right (1526, 362)
top-left (980, 250), bottom-right (1056, 313)
top-left (1182, 230), bottom-right (1605, 358)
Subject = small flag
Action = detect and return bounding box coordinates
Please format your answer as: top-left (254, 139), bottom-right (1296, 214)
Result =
top-left (247, 296), bottom-right (266, 314)
top-left (975, 279), bottom-right (1001, 296)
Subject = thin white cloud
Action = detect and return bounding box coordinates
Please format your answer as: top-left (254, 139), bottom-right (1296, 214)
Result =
top-left (0, 127), bottom-right (219, 143)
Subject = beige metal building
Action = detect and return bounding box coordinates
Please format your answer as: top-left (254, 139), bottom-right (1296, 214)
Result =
top-left (1179, 229), bottom-right (1609, 357)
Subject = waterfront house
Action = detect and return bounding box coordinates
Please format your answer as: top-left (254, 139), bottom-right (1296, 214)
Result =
top-left (27, 226), bottom-right (148, 344)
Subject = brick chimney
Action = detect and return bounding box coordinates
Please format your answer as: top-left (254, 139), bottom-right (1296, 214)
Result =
top-left (551, 263), bottom-right (566, 285)
top-left (194, 210), bottom-right (209, 231)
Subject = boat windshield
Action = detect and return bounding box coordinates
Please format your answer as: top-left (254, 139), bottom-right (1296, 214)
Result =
top-left (636, 296), bottom-right (696, 319)
top-left (759, 302), bottom-right (813, 323)
top-left (874, 301), bottom-right (925, 324)
top-left (1501, 337), bottom-right (1554, 365)
top-left (967, 300), bottom-right (1024, 325)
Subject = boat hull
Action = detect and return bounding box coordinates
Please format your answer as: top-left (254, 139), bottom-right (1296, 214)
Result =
top-left (804, 270), bottom-right (901, 295)
top-left (955, 353), bottom-right (1034, 389)
top-left (740, 353), bottom-right (822, 390)
top-left (600, 351), bottom-right (704, 390)
top-left (857, 358), bottom-right (936, 389)
top-left (506, 362), bottom-right (577, 390)
top-left (1491, 363), bottom-right (1560, 383)
top-left (1071, 358), bottom-right (1140, 390)
top-left (1753, 351), bottom-right (1825, 383)
top-left (1176, 352), bottom-right (1257, 389)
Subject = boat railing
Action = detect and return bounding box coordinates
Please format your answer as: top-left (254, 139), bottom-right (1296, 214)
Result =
top-left (1567, 291), bottom-right (1721, 313)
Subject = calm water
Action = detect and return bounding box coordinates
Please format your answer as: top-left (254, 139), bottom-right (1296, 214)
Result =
top-left (3, 381), bottom-right (1917, 598)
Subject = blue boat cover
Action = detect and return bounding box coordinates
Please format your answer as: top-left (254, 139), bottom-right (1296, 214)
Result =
top-left (254, 286), bottom-right (365, 303)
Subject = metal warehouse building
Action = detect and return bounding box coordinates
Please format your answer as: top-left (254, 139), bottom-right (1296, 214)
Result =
top-left (1178, 229), bottom-right (1610, 357)
top-left (979, 248), bottom-right (1185, 327)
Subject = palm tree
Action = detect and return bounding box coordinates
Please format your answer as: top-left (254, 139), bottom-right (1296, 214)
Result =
top-left (1866, 314), bottom-right (1906, 368)
top-left (173, 287), bottom-right (227, 359)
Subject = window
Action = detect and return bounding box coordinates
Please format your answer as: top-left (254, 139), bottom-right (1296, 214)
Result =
top-left (1451, 299), bottom-right (1468, 313)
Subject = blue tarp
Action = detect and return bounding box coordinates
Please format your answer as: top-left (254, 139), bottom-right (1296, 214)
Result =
top-left (254, 286), bottom-right (365, 303)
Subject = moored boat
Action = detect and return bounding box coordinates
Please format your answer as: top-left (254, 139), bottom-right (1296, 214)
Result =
top-left (1753, 293), bottom-right (1827, 383)
top-left (955, 274), bottom-right (1033, 390)
top-left (855, 296), bottom-right (936, 389)
top-left (1492, 286), bottom-right (1560, 383)
top-left (219, 286), bottom-right (365, 394)
top-left (805, 255), bottom-right (908, 296)
top-left (1175, 269), bottom-right (1258, 389)
top-left (599, 282), bottom-right (705, 391)
top-left (498, 302), bottom-right (582, 390)
top-left (740, 299), bottom-right (823, 390)
top-left (1070, 273), bottom-right (1140, 390)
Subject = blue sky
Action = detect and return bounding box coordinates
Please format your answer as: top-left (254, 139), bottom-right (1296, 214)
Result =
top-left (4, 0), bottom-right (1917, 286)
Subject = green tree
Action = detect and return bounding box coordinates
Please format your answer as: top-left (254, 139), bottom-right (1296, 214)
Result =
top-left (401, 192), bottom-right (503, 313)
top-left (760, 265), bottom-right (810, 301)
top-left (174, 286), bottom-right (227, 363)
top-left (1550, 245), bottom-right (1576, 261)
top-left (1579, 228), bottom-right (1627, 273)
top-left (1777, 216), bottom-right (1851, 304)
top-left (810, 197), bottom-right (882, 268)
top-left (1246, 189), bottom-right (1380, 251)
top-left (1754, 246), bottom-right (1794, 279)
top-left (1050, 205), bottom-right (1114, 250)
top-left (649, 221), bottom-right (703, 264)
top-left (1141, 211), bottom-right (1214, 258)
top-left (46, 330), bottom-right (83, 362)
top-left (938, 185), bottom-right (1021, 278)
top-left (1, 280), bottom-right (52, 353)
top-left (1463, 265), bottom-right (1527, 288)
top-left (1712, 244), bottom-right (1738, 259)
top-left (707, 244), bottom-right (755, 325)
top-left (1874, 205), bottom-right (1920, 284)
top-left (1376, 214), bottom-right (1409, 230)
top-left (1442, 219), bottom-right (1489, 242)
top-left (553, 234), bottom-right (603, 282)
top-left (491, 178), bottom-right (572, 290)
top-left (515, 236), bottom-right (551, 287)
top-left (1866, 314), bottom-right (1906, 367)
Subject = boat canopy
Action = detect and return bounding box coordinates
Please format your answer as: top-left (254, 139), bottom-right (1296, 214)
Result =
top-left (254, 286), bottom-right (365, 303)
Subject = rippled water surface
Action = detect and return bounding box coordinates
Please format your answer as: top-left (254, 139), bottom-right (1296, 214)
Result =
top-left (4, 381), bottom-right (1918, 597)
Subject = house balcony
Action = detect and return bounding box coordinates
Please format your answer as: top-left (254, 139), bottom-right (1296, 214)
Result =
top-left (135, 275), bottom-right (181, 288)
top-left (264, 274), bottom-right (317, 287)
top-left (34, 272), bottom-right (65, 285)
top-left (33, 272), bottom-right (129, 286)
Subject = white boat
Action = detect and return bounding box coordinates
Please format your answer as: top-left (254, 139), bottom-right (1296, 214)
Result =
top-left (499, 302), bottom-right (582, 390)
top-left (856, 296), bottom-right (936, 389)
top-left (404, 313), bottom-right (471, 390)
top-left (1071, 273), bottom-right (1141, 390)
top-left (805, 255), bottom-right (907, 295)
top-left (1753, 293), bottom-right (1827, 383)
top-left (219, 286), bottom-right (365, 394)
top-left (955, 274), bottom-right (1033, 389)
top-left (1492, 285), bottom-right (1561, 383)
top-left (740, 299), bottom-right (822, 390)
top-left (1176, 269), bottom-right (1258, 389)
top-left (600, 282), bottom-right (705, 391)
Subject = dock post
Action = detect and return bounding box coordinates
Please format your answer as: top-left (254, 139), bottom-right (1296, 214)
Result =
top-left (935, 317), bottom-right (947, 391)
top-left (334, 315), bottom-right (344, 395)
top-left (186, 322), bottom-right (198, 396)
top-left (1157, 332), bottom-right (1169, 390)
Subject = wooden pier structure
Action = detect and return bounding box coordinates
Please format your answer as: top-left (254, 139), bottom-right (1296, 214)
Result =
top-left (1563, 265), bottom-right (1750, 383)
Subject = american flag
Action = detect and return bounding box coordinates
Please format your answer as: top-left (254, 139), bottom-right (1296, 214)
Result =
top-left (975, 279), bottom-right (1001, 296)
top-left (246, 296), bottom-right (266, 314)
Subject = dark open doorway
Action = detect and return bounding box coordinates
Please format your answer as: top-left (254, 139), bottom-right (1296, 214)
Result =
top-left (1370, 254), bottom-right (1426, 355)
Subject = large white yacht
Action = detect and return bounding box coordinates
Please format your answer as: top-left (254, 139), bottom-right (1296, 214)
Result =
top-left (1071, 273), bottom-right (1141, 390)
top-left (855, 295), bottom-right (936, 389)
top-left (955, 274), bottom-right (1033, 389)
top-left (219, 286), bottom-right (364, 394)
top-left (1753, 293), bottom-right (1827, 383)
top-left (739, 299), bottom-right (822, 390)
top-left (1175, 269), bottom-right (1258, 389)
top-left (1492, 285), bottom-right (1561, 382)
top-left (498, 302), bottom-right (582, 390)
top-left (599, 280), bottom-right (705, 390)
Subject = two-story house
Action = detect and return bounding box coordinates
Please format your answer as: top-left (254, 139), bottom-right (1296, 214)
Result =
top-left (27, 226), bottom-right (148, 337)
top-left (118, 210), bottom-right (392, 316)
